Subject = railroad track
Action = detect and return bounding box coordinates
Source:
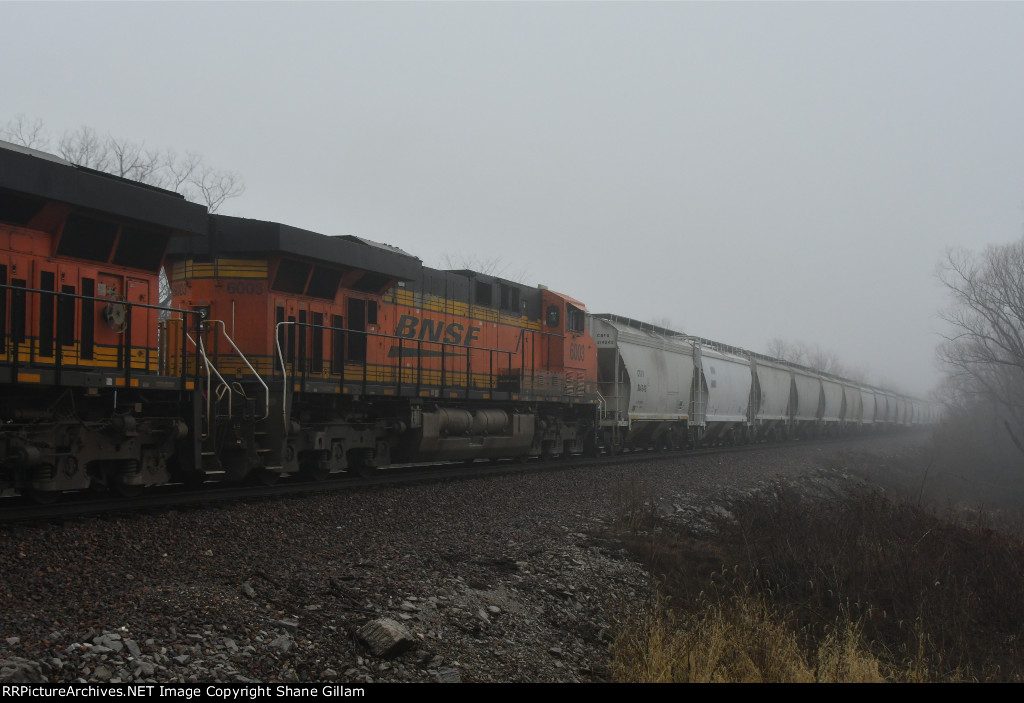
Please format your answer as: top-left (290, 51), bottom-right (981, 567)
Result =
top-left (0, 431), bottom-right (924, 523)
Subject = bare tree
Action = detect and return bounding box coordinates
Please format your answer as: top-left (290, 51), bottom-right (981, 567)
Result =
top-left (765, 336), bottom-right (862, 380)
top-left (4, 116), bottom-right (245, 213)
top-left (6, 116), bottom-right (248, 314)
top-left (937, 238), bottom-right (1024, 455)
top-left (648, 315), bottom-right (685, 334)
top-left (840, 364), bottom-right (870, 385)
top-left (58, 128), bottom-right (245, 211)
top-left (766, 337), bottom-right (805, 364)
top-left (191, 163), bottom-right (246, 213)
top-left (439, 253), bottom-right (530, 284)
top-left (0, 114), bottom-right (49, 150)
top-left (938, 241), bottom-right (1024, 405)
top-left (804, 344), bottom-right (845, 376)
top-left (57, 126), bottom-right (113, 171)
top-left (164, 149), bottom-right (203, 193)
top-left (106, 135), bottom-right (164, 184)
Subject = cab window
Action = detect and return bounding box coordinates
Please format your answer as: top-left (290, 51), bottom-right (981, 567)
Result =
top-left (567, 304), bottom-right (585, 333)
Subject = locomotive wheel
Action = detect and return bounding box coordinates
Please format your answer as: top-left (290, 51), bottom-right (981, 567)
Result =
top-left (348, 449), bottom-right (375, 478)
top-left (352, 463), bottom-right (374, 479)
top-left (539, 441), bottom-right (559, 461)
top-left (253, 468), bottom-right (280, 486)
top-left (183, 471), bottom-right (207, 489)
top-left (301, 460), bottom-right (330, 483)
top-left (27, 488), bottom-right (61, 505)
top-left (222, 450), bottom-right (254, 482)
top-left (114, 482), bottom-right (144, 499)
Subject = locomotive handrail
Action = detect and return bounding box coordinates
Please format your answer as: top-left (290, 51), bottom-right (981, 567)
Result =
top-left (273, 320), bottom-right (293, 436)
top-left (329, 324), bottom-right (565, 351)
top-left (207, 319), bottom-right (269, 421)
top-left (0, 282), bottom-right (205, 390)
top-left (276, 319), bottom-right (557, 385)
top-left (0, 282), bottom-right (203, 318)
top-left (187, 331), bottom-right (233, 440)
top-left (594, 388), bottom-right (607, 421)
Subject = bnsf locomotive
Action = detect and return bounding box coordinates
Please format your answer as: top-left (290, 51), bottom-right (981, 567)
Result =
top-left (0, 140), bottom-right (933, 502)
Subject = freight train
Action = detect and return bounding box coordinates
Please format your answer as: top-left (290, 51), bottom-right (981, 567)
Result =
top-left (0, 140), bottom-right (935, 502)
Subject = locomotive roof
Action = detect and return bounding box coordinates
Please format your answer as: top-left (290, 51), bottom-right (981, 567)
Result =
top-left (167, 214), bottom-right (422, 282)
top-left (0, 140), bottom-right (207, 235)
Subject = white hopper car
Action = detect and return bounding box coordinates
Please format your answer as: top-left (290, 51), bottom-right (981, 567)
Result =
top-left (590, 314), bottom-right (933, 451)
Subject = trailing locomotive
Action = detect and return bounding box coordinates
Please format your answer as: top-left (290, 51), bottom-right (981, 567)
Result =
top-left (0, 140), bottom-right (934, 501)
top-left (0, 141), bottom-right (207, 500)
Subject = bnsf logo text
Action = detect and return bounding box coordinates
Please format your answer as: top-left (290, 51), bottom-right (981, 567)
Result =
top-left (396, 315), bottom-right (482, 346)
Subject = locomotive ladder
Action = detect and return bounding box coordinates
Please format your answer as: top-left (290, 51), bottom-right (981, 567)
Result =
top-left (186, 332), bottom-right (231, 445)
top-left (206, 320), bottom-right (272, 474)
top-left (186, 323), bottom-right (267, 475)
top-left (273, 321), bottom-right (299, 437)
top-left (207, 320), bottom-right (269, 421)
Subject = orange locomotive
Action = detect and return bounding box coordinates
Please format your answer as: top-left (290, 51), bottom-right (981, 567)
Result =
top-left (165, 215), bottom-right (600, 481)
top-left (0, 141), bottom-right (207, 500)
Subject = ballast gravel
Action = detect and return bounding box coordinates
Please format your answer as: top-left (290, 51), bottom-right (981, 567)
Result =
top-left (0, 434), bottom-right (932, 683)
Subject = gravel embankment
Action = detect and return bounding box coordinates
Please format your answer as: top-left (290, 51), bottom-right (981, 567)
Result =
top-left (0, 434), bottom-right (931, 683)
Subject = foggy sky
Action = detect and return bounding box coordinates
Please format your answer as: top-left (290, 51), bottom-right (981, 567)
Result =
top-left (4, 1), bottom-right (1024, 397)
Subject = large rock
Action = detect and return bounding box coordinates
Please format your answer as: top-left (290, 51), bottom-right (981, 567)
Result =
top-left (0, 658), bottom-right (49, 683)
top-left (357, 618), bottom-right (414, 658)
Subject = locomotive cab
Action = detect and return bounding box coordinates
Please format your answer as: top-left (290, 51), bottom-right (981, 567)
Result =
top-left (535, 288), bottom-right (597, 399)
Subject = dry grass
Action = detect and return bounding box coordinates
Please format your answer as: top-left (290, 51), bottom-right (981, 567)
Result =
top-left (612, 579), bottom-right (885, 683)
top-left (609, 476), bottom-right (1024, 682)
